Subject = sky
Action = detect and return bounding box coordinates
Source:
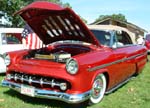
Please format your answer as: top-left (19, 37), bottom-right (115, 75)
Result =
top-left (62, 0), bottom-right (150, 32)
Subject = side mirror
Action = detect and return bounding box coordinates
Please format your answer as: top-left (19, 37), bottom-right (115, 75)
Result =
top-left (112, 45), bottom-right (117, 49)
top-left (111, 43), bottom-right (117, 49)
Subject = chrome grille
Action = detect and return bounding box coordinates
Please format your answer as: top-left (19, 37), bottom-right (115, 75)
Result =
top-left (7, 72), bottom-right (71, 91)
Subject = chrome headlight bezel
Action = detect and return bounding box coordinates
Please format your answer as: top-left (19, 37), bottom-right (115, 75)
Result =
top-left (4, 53), bottom-right (11, 66)
top-left (66, 58), bottom-right (78, 75)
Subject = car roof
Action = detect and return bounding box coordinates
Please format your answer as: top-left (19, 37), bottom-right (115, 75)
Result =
top-left (88, 25), bottom-right (136, 44)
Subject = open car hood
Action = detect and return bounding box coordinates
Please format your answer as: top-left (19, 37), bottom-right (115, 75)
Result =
top-left (15, 1), bottom-right (100, 46)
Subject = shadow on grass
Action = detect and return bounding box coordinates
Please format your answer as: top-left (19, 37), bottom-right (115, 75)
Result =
top-left (4, 89), bottom-right (89, 108)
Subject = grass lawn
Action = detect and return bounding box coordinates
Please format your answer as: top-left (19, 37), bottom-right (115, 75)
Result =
top-left (0, 62), bottom-right (150, 108)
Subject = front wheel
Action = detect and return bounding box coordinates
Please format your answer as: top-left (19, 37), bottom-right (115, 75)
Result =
top-left (89, 73), bottom-right (107, 104)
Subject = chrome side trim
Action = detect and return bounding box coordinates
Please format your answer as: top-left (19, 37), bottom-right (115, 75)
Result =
top-left (1, 80), bottom-right (91, 103)
top-left (88, 52), bottom-right (147, 72)
top-left (88, 59), bottom-right (123, 72)
top-left (125, 52), bottom-right (146, 61)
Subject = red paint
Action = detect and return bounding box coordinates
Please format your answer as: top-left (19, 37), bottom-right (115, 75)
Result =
top-left (5, 1), bottom-right (147, 97)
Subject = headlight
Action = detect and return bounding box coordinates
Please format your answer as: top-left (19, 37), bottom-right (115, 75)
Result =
top-left (4, 54), bottom-right (11, 66)
top-left (66, 58), bottom-right (78, 75)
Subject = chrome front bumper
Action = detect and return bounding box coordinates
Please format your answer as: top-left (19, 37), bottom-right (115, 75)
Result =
top-left (1, 80), bottom-right (90, 103)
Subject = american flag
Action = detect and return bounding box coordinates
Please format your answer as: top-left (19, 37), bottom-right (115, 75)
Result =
top-left (21, 24), bottom-right (44, 49)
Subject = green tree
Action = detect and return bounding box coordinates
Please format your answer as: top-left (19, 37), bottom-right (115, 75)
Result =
top-left (0, 0), bottom-right (71, 27)
top-left (0, 0), bottom-right (25, 27)
top-left (94, 13), bottom-right (127, 24)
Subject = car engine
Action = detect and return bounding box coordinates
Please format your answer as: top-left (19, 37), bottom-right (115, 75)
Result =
top-left (24, 44), bottom-right (92, 63)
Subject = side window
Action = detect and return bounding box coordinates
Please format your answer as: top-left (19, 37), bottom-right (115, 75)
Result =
top-left (2, 33), bottom-right (22, 44)
top-left (113, 31), bottom-right (133, 48)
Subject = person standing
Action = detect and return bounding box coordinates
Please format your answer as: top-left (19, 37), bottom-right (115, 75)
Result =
top-left (136, 35), bottom-right (145, 45)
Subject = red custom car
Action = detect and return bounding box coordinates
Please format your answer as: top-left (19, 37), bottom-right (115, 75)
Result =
top-left (2, 1), bottom-right (147, 105)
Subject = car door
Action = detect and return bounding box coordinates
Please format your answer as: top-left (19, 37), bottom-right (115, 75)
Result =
top-left (110, 30), bottom-right (136, 85)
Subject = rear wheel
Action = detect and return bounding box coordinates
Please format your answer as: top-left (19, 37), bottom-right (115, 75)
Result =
top-left (89, 73), bottom-right (107, 104)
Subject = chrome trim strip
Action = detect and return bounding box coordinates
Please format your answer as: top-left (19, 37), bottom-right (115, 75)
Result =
top-left (88, 52), bottom-right (147, 72)
top-left (1, 80), bottom-right (91, 103)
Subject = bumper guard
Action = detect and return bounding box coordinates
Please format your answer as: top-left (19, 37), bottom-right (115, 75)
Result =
top-left (1, 80), bottom-right (90, 103)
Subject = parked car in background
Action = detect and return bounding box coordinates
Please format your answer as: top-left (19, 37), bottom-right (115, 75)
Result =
top-left (0, 28), bottom-right (24, 73)
top-left (2, 1), bottom-right (147, 105)
top-left (145, 33), bottom-right (150, 52)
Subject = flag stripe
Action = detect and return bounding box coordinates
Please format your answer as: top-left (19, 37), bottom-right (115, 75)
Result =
top-left (22, 24), bottom-right (44, 49)
top-left (23, 33), bottom-right (43, 49)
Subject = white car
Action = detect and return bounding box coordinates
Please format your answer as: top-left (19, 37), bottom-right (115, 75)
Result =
top-left (0, 28), bottom-right (24, 73)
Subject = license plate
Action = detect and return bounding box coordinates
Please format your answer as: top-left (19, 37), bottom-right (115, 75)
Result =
top-left (21, 85), bottom-right (35, 97)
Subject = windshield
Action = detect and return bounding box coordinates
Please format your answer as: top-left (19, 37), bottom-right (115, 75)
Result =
top-left (90, 30), bottom-right (111, 46)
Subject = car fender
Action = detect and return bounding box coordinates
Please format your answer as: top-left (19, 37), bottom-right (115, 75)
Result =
top-left (90, 68), bottom-right (109, 89)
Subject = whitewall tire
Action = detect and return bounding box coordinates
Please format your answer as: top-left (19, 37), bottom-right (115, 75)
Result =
top-left (89, 73), bottom-right (107, 104)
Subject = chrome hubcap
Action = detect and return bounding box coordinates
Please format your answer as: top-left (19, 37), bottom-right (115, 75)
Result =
top-left (90, 74), bottom-right (106, 104)
top-left (92, 78), bottom-right (103, 98)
